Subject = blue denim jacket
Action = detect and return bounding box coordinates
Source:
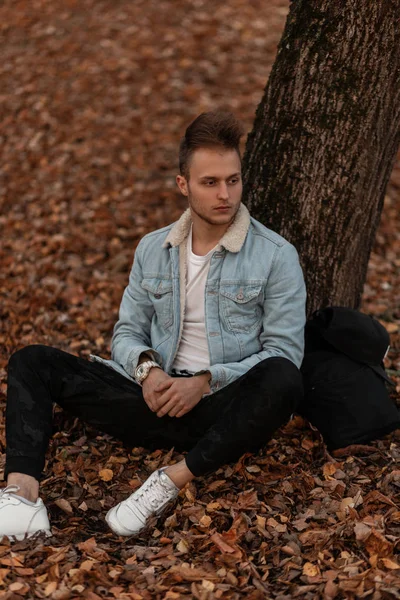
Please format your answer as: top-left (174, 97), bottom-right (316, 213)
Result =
top-left (90, 204), bottom-right (306, 393)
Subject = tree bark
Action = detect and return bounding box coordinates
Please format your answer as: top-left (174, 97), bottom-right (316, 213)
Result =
top-left (242, 0), bottom-right (400, 316)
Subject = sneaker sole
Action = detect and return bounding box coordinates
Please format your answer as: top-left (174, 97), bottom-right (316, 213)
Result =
top-left (106, 497), bottom-right (178, 537)
top-left (2, 529), bottom-right (52, 542)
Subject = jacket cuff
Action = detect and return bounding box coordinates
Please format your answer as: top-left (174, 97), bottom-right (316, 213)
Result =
top-left (125, 346), bottom-right (162, 377)
top-left (207, 365), bottom-right (227, 394)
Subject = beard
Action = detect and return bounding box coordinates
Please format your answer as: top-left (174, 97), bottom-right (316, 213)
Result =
top-left (187, 189), bottom-right (240, 227)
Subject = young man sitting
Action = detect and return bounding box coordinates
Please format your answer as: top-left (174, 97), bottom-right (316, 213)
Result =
top-left (1, 111), bottom-right (306, 540)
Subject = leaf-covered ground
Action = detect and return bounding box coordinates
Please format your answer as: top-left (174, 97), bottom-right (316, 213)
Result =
top-left (0, 0), bottom-right (399, 598)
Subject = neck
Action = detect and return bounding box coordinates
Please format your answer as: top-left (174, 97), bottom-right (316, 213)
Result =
top-left (191, 214), bottom-right (231, 255)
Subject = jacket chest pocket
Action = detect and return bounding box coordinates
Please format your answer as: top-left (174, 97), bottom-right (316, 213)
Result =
top-left (220, 283), bottom-right (263, 333)
top-left (141, 278), bottom-right (174, 329)
top-left (220, 283), bottom-right (262, 332)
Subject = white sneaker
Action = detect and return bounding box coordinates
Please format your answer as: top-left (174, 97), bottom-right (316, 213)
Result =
top-left (106, 468), bottom-right (179, 536)
top-left (0, 485), bottom-right (51, 541)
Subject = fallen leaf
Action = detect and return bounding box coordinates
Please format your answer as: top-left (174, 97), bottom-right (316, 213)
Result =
top-left (176, 539), bottom-right (189, 553)
top-left (364, 529), bottom-right (393, 557)
top-left (9, 582), bottom-right (26, 592)
top-left (167, 565), bottom-right (219, 581)
top-left (201, 579), bottom-right (215, 591)
top-left (354, 522), bottom-right (371, 541)
top-left (199, 515), bottom-right (212, 527)
top-left (323, 462), bottom-right (338, 479)
top-left (380, 557), bottom-right (400, 570)
top-left (44, 582), bottom-right (58, 596)
top-left (303, 562), bottom-right (320, 577)
top-left (54, 498), bottom-right (74, 514)
top-left (246, 465), bottom-right (261, 473)
top-left (205, 479), bottom-right (226, 492)
top-left (99, 468), bottom-right (114, 481)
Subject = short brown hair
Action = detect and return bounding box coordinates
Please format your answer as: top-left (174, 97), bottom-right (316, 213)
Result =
top-left (179, 111), bottom-right (244, 180)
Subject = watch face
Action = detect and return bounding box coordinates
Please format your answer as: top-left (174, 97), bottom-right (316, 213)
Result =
top-left (136, 361), bottom-right (158, 382)
top-left (136, 365), bottom-right (146, 380)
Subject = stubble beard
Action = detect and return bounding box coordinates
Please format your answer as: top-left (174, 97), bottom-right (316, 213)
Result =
top-left (188, 189), bottom-right (240, 228)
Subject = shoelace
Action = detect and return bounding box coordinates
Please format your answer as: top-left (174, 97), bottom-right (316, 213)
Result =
top-left (0, 484), bottom-right (21, 505)
top-left (128, 473), bottom-right (171, 512)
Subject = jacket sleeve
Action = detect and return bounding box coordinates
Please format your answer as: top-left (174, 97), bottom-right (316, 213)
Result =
top-left (207, 242), bottom-right (306, 394)
top-left (111, 239), bottom-right (162, 377)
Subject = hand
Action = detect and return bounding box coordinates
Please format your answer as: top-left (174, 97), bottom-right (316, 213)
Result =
top-left (153, 374), bottom-right (211, 418)
top-left (142, 368), bottom-right (173, 412)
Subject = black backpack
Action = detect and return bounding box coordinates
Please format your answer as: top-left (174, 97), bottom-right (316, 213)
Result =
top-left (298, 307), bottom-right (400, 450)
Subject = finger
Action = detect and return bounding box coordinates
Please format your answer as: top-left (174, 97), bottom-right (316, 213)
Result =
top-left (144, 396), bottom-right (155, 412)
top-left (157, 396), bottom-right (179, 418)
top-left (175, 408), bottom-right (188, 418)
top-left (154, 379), bottom-right (174, 393)
top-left (167, 403), bottom-right (184, 418)
top-left (153, 388), bottom-right (175, 411)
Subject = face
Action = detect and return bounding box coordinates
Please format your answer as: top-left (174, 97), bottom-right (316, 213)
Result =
top-left (176, 147), bottom-right (243, 228)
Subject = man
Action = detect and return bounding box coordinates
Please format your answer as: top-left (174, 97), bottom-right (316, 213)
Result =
top-left (1, 111), bottom-right (306, 540)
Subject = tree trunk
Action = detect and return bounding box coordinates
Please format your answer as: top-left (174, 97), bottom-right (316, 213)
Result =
top-left (242, 0), bottom-right (400, 316)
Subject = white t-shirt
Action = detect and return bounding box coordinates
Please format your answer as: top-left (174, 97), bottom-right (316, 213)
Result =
top-left (171, 228), bottom-right (219, 374)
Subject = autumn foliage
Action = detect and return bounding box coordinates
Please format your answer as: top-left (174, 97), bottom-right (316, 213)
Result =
top-left (0, 0), bottom-right (399, 598)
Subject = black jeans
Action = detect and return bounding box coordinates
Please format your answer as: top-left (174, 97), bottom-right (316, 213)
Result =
top-left (5, 345), bottom-right (303, 481)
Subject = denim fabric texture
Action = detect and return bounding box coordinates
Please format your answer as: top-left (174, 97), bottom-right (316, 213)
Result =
top-left (96, 204), bottom-right (307, 393)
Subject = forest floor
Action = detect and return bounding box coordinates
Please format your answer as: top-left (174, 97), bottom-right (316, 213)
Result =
top-left (0, 0), bottom-right (399, 598)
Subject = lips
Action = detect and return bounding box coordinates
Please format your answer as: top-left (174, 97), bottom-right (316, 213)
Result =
top-left (214, 206), bottom-right (231, 210)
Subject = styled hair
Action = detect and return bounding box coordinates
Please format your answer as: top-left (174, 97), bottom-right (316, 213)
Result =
top-left (179, 111), bottom-right (245, 180)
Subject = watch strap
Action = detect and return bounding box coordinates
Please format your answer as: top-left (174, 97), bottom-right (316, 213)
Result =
top-left (135, 360), bottom-right (161, 384)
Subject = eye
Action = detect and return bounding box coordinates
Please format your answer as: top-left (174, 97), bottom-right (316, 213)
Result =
top-left (229, 178), bottom-right (240, 185)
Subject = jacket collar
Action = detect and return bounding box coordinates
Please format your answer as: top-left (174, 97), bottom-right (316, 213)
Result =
top-left (163, 203), bottom-right (250, 253)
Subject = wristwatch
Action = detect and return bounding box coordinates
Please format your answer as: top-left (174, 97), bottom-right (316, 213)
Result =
top-left (134, 360), bottom-right (161, 384)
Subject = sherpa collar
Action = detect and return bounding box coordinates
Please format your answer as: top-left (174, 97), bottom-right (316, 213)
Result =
top-left (163, 203), bottom-right (250, 253)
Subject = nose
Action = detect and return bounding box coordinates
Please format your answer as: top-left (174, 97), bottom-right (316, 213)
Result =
top-left (217, 182), bottom-right (229, 201)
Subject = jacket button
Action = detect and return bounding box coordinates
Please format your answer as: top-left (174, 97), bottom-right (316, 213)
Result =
top-left (154, 293), bottom-right (162, 299)
top-left (236, 293), bottom-right (244, 300)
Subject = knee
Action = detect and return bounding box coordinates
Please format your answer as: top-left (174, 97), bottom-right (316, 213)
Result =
top-left (271, 357), bottom-right (303, 389)
top-left (256, 357), bottom-right (304, 410)
top-left (8, 345), bottom-right (50, 370)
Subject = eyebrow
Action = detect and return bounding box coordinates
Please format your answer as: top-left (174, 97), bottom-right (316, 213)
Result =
top-left (198, 172), bottom-right (241, 181)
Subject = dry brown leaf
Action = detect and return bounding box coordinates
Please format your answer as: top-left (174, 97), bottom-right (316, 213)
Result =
top-left (0, 556), bottom-right (24, 567)
top-left (99, 468), bottom-right (114, 481)
top-left (354, 522), bottom-right (371, 541)
top-left (54, 498), bottom-right (74, 514)
top-left (14, 567), bottom-right (34, 576)
top-left (44, 582), bottom-right (58, 597)
top-left (167, 565), bottom-right (219, 582)
top-left (302, 562), bottom-right (320, 577)
top-left (380, 557), bottom-right (400, 570)
top-left (246, 465), bottom-right (261, 473)
top-left (206, 501), bottom-right (222, 512)
top-left (9, 582), bottom-right (26, 592)
top-left (322, 462), bottom-right (338, 479)
top-left (201, 579), bottom-right (215, 591)
top-left (79, 559), bottom-right (95, 571)
top-left (236, 488), bottom-right (258, 509)
top-left (77, 537), bottom-right (97, 554)
top-left (302, 437), bottom-right (315, 450)
top-left (384, 322), bottom-right (399, 333)
top-left (176, 539), bottom-right (189, 554)
top-left (199, 514), bottom-right (212, 528)
top-left (205, 479), bottom-right (226, 492)
top-left (324, 579), bottom-right (339, 599)
top-left (364, 529), bottom-right (393, 557)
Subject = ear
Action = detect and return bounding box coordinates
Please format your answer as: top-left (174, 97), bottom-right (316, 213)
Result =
top-left (176, 175), bottom-right (188, 196)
